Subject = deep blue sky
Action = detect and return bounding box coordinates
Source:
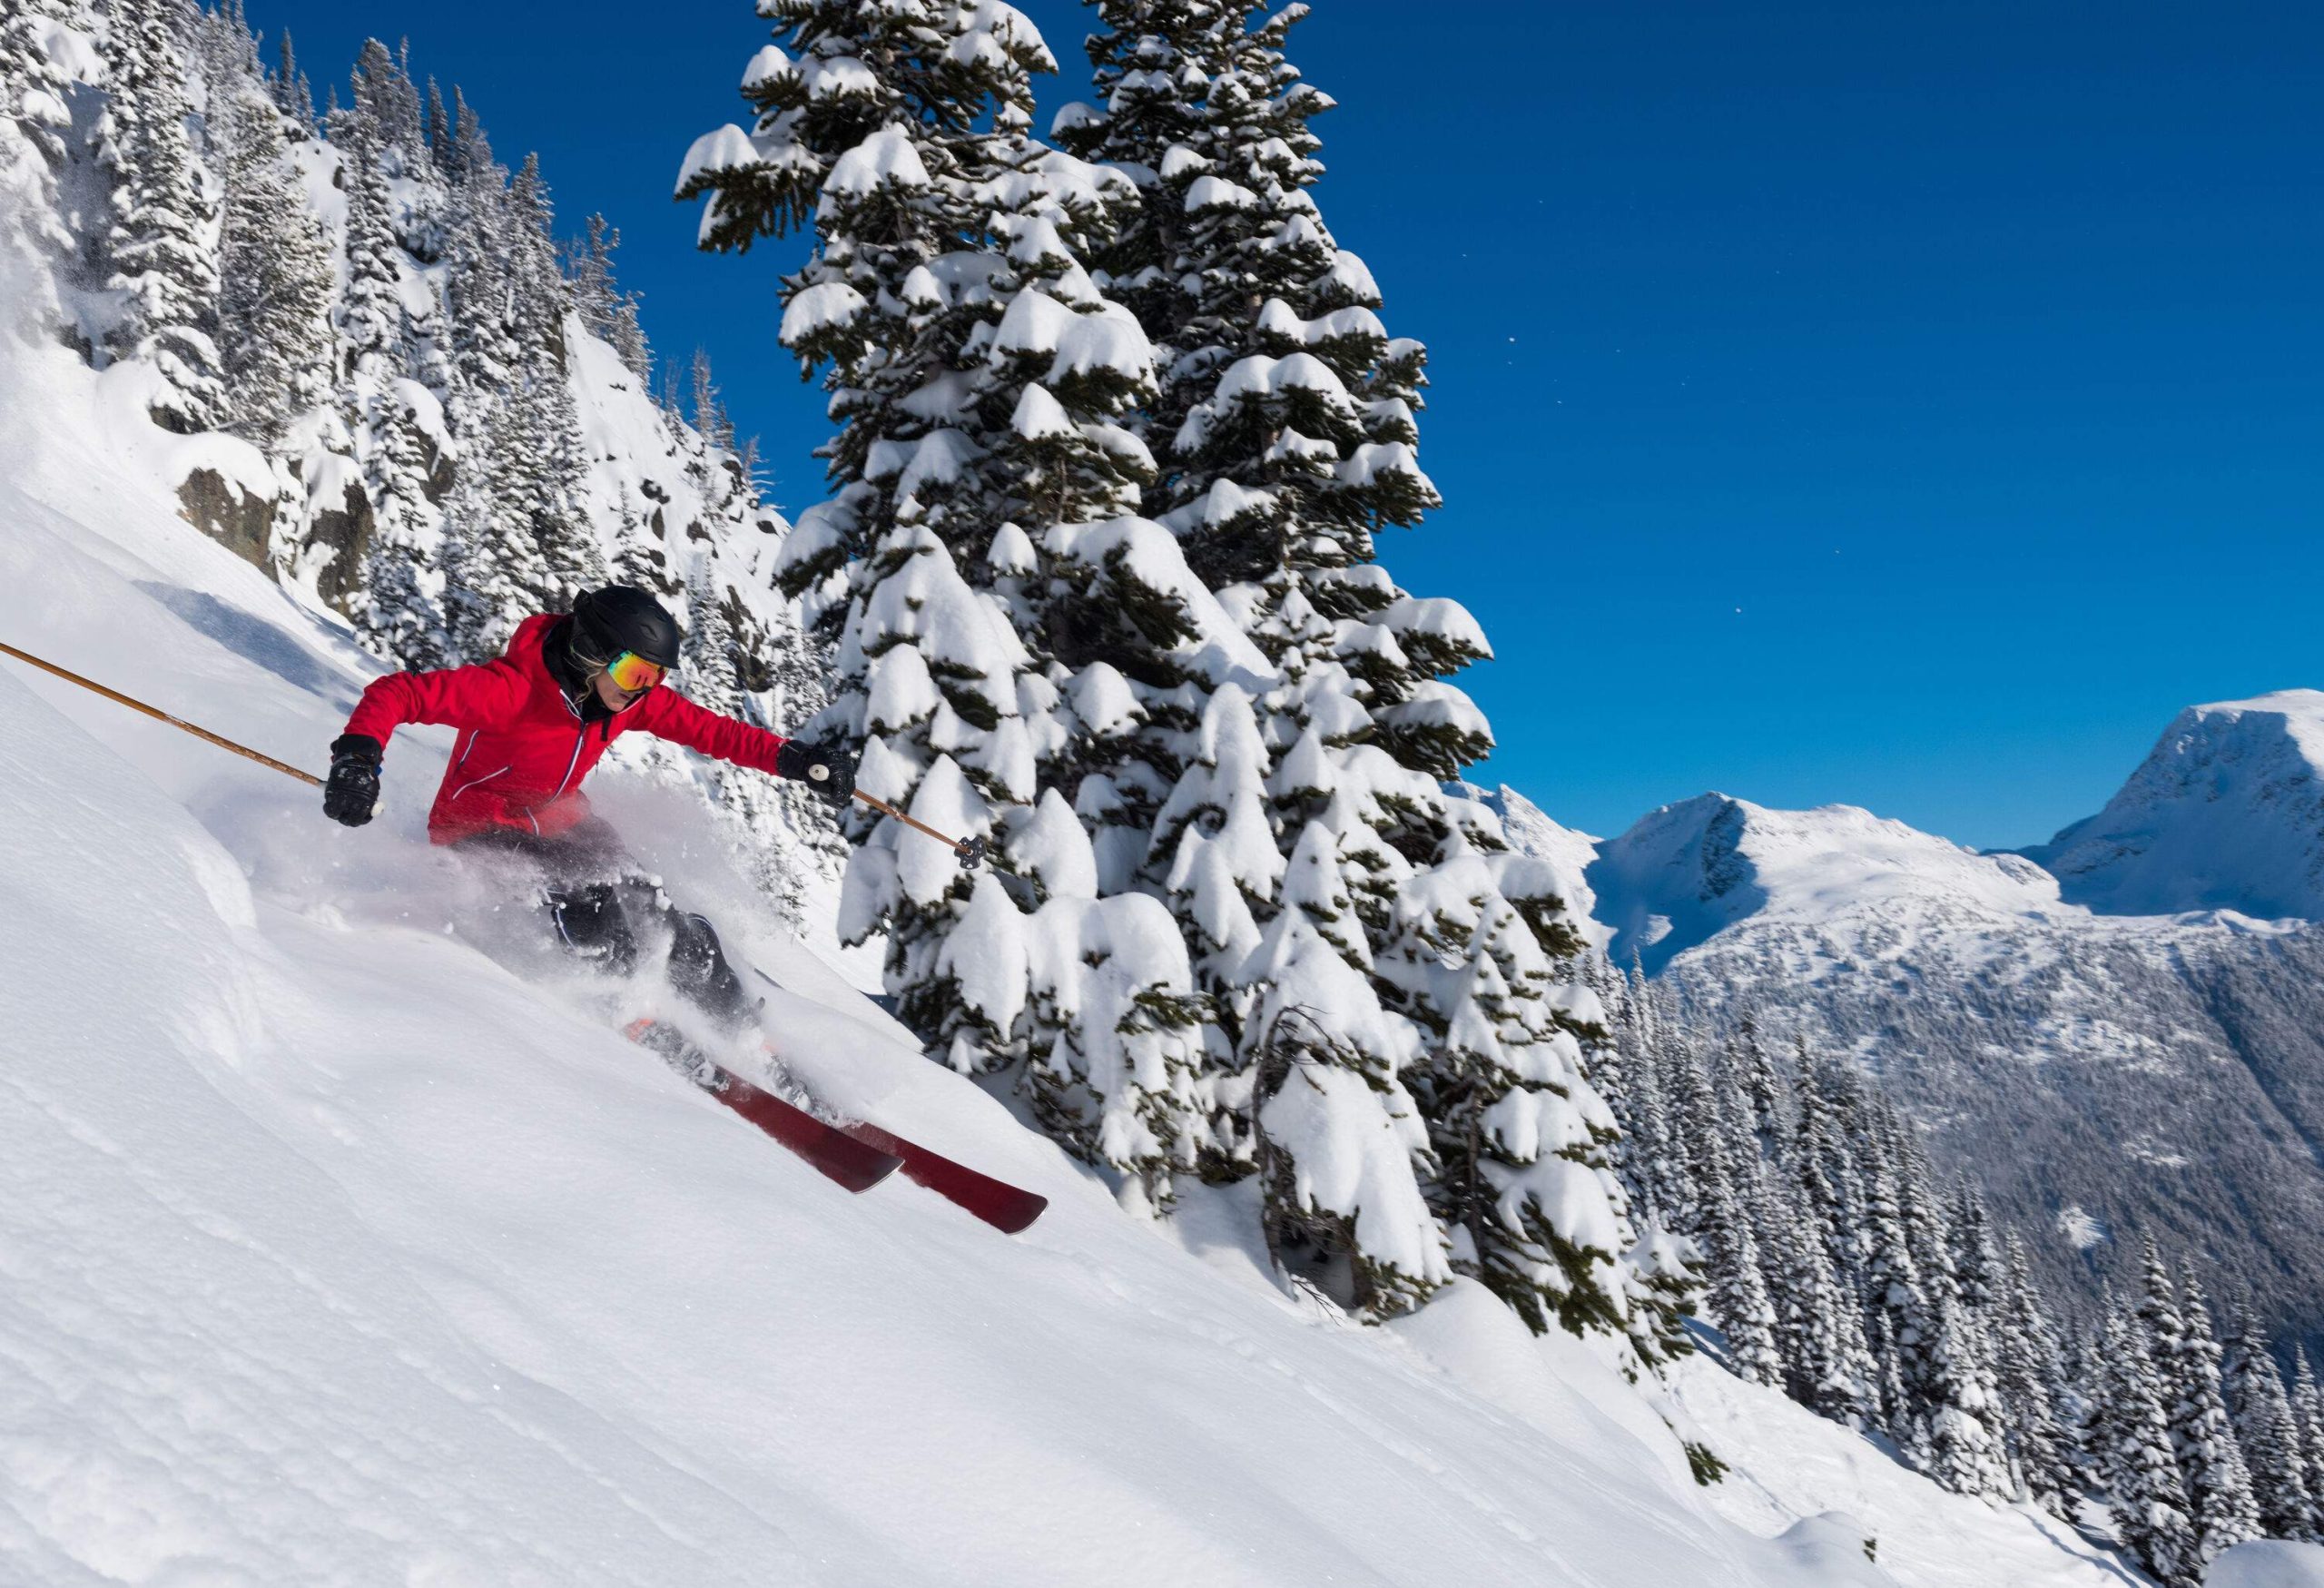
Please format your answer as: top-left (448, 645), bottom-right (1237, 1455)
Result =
top-left (260, 0), bottom-right (2322, 849)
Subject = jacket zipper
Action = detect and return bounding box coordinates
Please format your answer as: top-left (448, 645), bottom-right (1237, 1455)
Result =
top-left (519, 684), bottom-right (636, 830)
top-left (447, 764), bottom-right (510, 802)
top-left (550, 725), bottom-right (587, 800)
top-left (518, 725), bottom-right (592, 834)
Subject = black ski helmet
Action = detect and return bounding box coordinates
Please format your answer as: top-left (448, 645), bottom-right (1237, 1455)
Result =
top-left (569, 586), bottom-right (681, 671)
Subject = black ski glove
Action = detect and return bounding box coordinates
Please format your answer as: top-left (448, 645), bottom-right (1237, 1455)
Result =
top-left (323, 734), bottom-right (383, 827)
top-left (776, 739), bottom-right (857, 812)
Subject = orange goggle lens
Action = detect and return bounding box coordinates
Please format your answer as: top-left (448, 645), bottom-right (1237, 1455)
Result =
top-left (606, 651), bottom-right (667, 693)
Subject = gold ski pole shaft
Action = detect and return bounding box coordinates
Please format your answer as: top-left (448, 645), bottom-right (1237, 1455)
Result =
top-left (849, 787), bottom-right (1036, 883)
top-left (0, 640), bottom-right (323, 786)
top-left (852, 787), bottom-right (970, 851)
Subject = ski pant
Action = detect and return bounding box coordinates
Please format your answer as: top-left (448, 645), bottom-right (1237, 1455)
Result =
top-left (458, 817), bottom-right (753, 1029)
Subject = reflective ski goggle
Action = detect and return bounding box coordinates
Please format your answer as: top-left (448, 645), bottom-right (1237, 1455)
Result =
top-left (604, 651), bottom-right (668, 694)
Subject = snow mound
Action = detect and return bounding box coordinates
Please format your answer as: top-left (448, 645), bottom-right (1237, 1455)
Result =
top-left (1770, 1515), bottom-right (1897, 1586)
top-left (2024, 690), bottom-right (2324, 920)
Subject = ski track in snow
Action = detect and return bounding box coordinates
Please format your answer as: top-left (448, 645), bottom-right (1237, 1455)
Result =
top-left (0, 338), bottom-right (2146, 1584)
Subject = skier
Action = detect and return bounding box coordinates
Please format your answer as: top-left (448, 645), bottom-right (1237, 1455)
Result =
top-left (319, 586), bottom-right (855, 1028)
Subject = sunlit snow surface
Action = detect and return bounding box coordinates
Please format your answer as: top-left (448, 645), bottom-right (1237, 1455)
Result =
top-left (0, 334), bottom-right (2141, 1584)
top-left (1665, 1357), bottom-right (2142, 1588)
top-left (2207, 1540), bottom-right (2324, 1587)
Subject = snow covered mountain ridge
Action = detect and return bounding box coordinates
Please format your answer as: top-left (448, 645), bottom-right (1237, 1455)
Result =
top-left (2023, 689), bottom-right (2324, 920)
top-left (1576, 687), bottom-right (2324, 969)
top-left (1502, 691), bottom-right (2324, 1356)
top-left (1587, 790), bottom-right (2069, 974)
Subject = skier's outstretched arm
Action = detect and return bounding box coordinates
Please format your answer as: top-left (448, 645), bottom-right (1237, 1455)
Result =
top-left (343, 656), bottom-right (533, 744)
top-left (640, 691), bottom-right (856, 810)
top-left (322, 659), bottom-right (531, 826)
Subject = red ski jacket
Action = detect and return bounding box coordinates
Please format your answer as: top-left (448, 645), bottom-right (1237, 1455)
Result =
top-left (342, 613), bottom-right (788, 844)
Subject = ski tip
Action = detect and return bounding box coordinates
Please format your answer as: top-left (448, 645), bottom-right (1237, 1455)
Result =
top-left (987, 1194), bottom-right (1049, 1236)
top-left (754, 1037), bottom-right (1048, 1228)
top-left (852, 1153), bottom-right (906, 1194)
top-left (833, 1118), bottom-right (1050, 1234)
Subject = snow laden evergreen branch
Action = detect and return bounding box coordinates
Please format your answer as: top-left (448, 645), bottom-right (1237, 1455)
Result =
top-left (1246, 1001), bottom-right (1443, 1319)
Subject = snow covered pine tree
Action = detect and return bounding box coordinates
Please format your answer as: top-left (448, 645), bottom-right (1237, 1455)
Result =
top-left (1068, 0), bottom-right (1644, 1336)
top-left (99, 0), bottom-right (222, 433)
top-left (680, 0), bottom-right (1218, 1218)
top-left (0, 0), bottom-right (83, 316)
top-left (681, 0), bottom-right (1645, 1346)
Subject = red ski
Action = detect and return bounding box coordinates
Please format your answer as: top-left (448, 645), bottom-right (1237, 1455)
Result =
top-left (754, 1038), bottom-right (1049, 1234)
top-left (827, 1116), bottom-right (1049, 1235)
top-left (625, 1019), bottom-right (901, 1194)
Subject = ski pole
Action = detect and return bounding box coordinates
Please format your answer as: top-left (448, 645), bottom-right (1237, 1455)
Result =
top-left (852, 787), bottom-right (995, 869)
top-left (0, 640), bottom-right (323, 785)
top-left (846, 790), bottom-right (1045, 910)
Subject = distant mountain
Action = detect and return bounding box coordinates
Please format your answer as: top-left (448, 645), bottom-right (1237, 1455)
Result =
top-left (2023, 690), bottom-right (2324, 920)
top-left (1482, 694), bottom-right (2324, 1347)
top-left (1585, 792), bottom-right (2067, 975)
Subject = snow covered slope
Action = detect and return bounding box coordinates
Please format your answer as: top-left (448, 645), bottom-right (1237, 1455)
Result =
top-left (2023, 691), bottom-right (2324, 920)
top-left (2208, 1540), bottom-right (2324, 1587)
top-left (1585, 786), bottom-right (2324, 1347)
top-left (0, 322), bottom-right (2134, 1586)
